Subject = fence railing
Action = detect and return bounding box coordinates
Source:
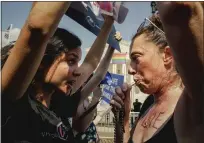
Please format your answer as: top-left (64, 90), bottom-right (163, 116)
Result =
top-left (96, 112), bottom-right (139, 138)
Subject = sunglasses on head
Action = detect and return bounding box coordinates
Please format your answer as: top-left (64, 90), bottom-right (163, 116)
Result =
top-left (137, 17), bottom-right (165, 34)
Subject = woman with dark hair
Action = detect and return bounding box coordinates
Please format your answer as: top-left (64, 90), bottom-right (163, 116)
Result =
top-left (1, 2), bottom-right (115, 143)
top-left (111, 2), bottom-right (204, 143)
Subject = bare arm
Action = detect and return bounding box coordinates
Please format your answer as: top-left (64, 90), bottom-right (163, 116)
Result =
top-left (76, 32), bottom-right (122, 114)
top-left (80, 46), bottom-right (115, 104)
top-left (157, 2), bottom-right (204, 98)
top-left (72, 105), bottom-right (98, 132)
top-left (72, 45), bottom-right (116, 131)
top-left (71, 17), bottom-right (114, 94)
top-left (72, 87), bottom-right (101, 132)
top-left (71, 44), bottom-right (115, 132)
top-left (72, 32), bottom-right (121, 132)
top-left (157, 2), bottom-right (204, 142)
top-left (2, 2), bottom-right (71, 101)
top-left (75, 86), bottom-right (102, 118)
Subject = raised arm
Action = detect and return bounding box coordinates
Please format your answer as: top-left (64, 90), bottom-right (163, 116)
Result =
top-left (2, 2), bottom-right (71, 101)
top-left (72, 46), bottom-right (114, 132)
top-left (71, 16), bottom-right (114, 94)
top-left (72, 87), bottom-right (101, 132)
top-left (157, 2), bottom-right (204, 97)
top-left (80, 46), bottom-right (114, 103)
top-left (72, 33), bottom-right (122, 132)
top-left (79, 32), bottom-right (122, 104)
top-left (157, 2), bottom-right (204, 142)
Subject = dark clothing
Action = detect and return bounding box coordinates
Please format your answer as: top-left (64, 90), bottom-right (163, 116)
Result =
top-left (138, 95), bottom-right (154, 118)
top-left (144, 116), bottom-right (177, 143)
top-left (50, 89), bottom-right (81, 118)
top-left (133, 101), bottom-right (142, 112)
top-left (129, 95), bottom-right (178, 143)
top-left (1, 90), bottom-right (81, 143)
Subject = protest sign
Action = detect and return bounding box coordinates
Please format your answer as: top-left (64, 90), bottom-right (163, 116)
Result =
top-left (100, 71), bottom-right (112, 86)
top-left (65, 2), bottom-right (129, 52)
top-left (94, 73), bottom-right (124, 124)
top-left (89, 2), bottom-right (129, 24)
top-left (100, 73), bottom-right (124, 105)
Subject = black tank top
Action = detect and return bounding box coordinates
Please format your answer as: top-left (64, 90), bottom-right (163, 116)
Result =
top-left (129, 95), bottom-right (178, 143)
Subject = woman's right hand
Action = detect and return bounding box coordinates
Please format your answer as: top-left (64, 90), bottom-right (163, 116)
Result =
top-left (110, 83), bottom-right (132, 121)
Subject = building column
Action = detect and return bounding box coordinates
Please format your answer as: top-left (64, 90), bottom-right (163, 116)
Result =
top-left (113, 64), bottom-right (117, 74)
top-left (122, 64), bottom-right (126, 82)
top-left (130, 75), bottom-right (134, 109)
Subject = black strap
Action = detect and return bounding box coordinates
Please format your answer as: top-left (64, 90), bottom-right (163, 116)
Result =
top-left (28, 95), bottom-right (77, 142)
top-left (28, 95), bottom-right (62, 126)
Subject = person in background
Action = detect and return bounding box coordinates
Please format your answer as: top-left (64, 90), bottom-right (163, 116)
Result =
top-left (133, 99), bottom-right (142, 112)
top-left (130, 95), bottom-right (154, 135)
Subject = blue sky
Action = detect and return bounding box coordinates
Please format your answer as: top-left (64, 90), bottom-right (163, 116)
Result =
top-left (2, 2), bottom-right (152, 61)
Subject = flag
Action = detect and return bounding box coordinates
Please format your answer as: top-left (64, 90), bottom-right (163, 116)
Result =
top-left (111, 53), bottom-right (127, 64)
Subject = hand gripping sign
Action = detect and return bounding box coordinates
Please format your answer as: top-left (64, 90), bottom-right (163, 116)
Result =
top-left (100, 73), bottom-right (124, 105)
top-left (91, 2), bottom-right (129, 24)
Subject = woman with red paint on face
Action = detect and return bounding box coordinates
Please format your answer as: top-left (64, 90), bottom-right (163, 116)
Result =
top-left (110, 2), bottom-right (203, 143)
top-left (112, 14), bottom-right (182, 143)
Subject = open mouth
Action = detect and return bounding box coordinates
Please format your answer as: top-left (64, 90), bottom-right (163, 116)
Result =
top-left (64, 80), bottom-right (75, 95)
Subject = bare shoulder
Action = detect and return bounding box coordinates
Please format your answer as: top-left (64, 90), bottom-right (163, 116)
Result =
top-left (174, 88), bottom-right (204, 143)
